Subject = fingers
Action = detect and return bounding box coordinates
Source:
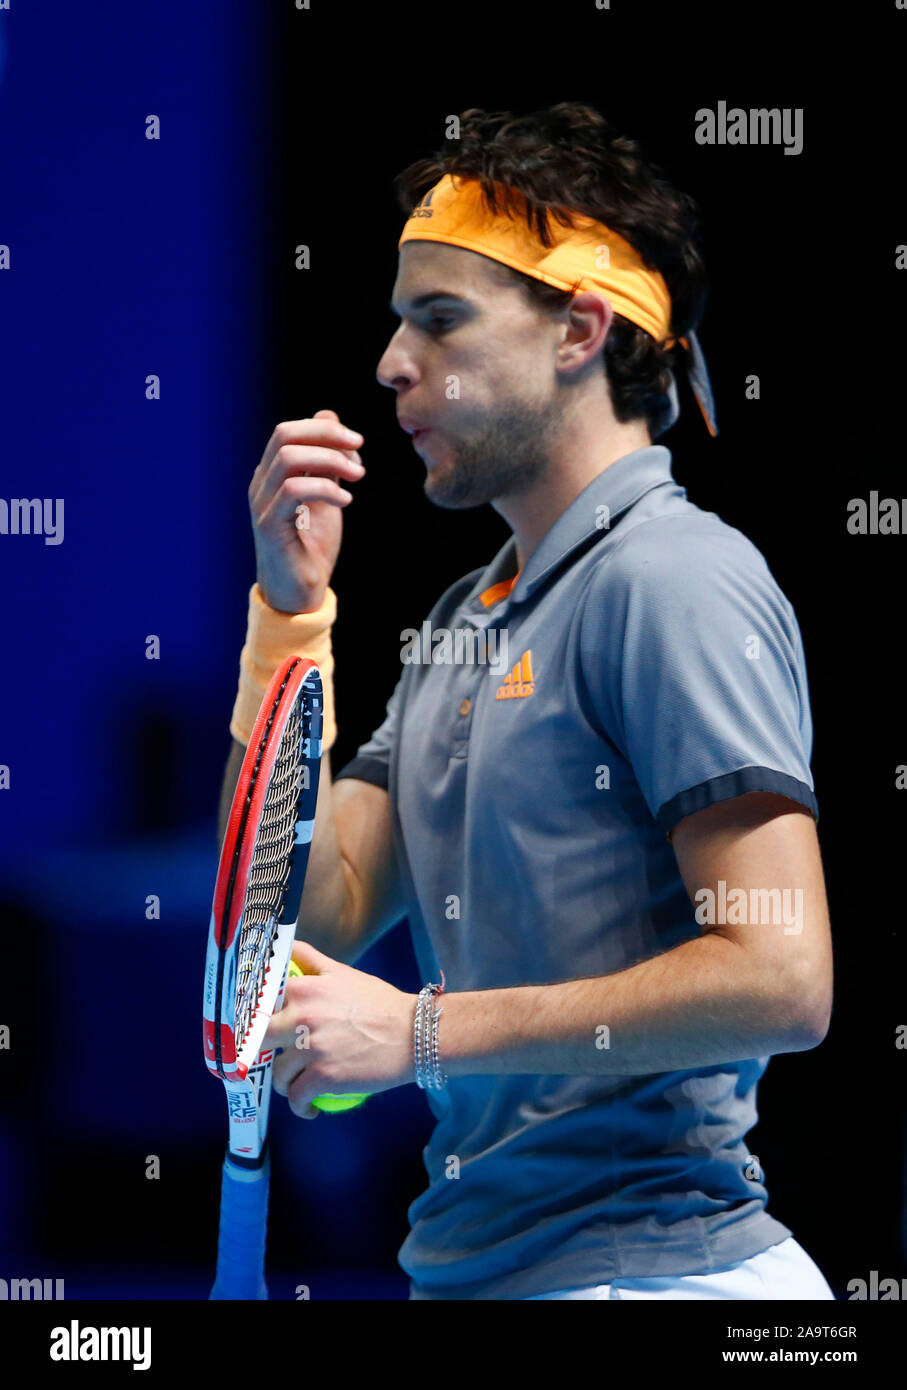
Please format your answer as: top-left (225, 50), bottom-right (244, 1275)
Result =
top-left (270, 1009), bottom-right (322, 1120)
top-left (252, 445), bottom-right (366, 516)
top-left (251, 417), bottom-right (365, 512)
top-left (263, 943), bottom-right (337, 1049)
top-left (271, 1042), bottom-right (303, 1095)
top-left (271, 1047), bottom-right (319, 1120)
top-left (266, 942), bottom-right (350, 1118)
top-left (257, 471), bottom-right (356, 530)
top-left (287, 1069), bottom-right (322, 1120)
top-left (290, 940), bottom-right (336, 975)
top-left (264, 978), bottom-right (312, 1052)
top-left (263, 416), bottom-right (364, 471)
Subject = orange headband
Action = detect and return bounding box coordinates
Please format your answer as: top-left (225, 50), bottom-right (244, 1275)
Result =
top-left (398, 174), bottom-right (718, 437)
top-left (399, 174), bottom-right (673, 345)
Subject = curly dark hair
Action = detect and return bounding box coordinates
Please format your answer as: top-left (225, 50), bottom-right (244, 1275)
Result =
top-left (394, 103), bottom-right (707, 438)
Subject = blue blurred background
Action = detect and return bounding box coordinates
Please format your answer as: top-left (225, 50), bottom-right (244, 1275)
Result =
top-left (0, 2), bottom-right (904, 1301)
top-left (0, 0), bottom-right (437, 1301)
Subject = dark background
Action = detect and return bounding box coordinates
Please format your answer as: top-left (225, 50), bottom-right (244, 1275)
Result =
top-left (0, 0), bottom-right (904, 1300)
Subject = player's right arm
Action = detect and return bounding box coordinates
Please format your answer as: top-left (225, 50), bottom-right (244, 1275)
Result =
top-left (218, 411), bottom-right (407, 964)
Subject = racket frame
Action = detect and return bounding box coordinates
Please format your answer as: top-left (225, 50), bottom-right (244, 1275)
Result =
top-left (203, 655), bottom-right (323, 1164)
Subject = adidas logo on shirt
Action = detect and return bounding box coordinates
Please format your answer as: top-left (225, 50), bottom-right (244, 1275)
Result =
top-left (496, 650), bottom-right (534, 699)
top-left (411, 190), bottom-right (434, 219)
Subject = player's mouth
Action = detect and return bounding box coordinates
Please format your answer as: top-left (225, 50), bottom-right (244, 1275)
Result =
top-left (398, 417), bottom-right (434, 447)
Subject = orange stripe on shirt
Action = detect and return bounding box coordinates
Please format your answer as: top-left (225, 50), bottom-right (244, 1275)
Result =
top-left (479, 570), bottom-right (521, 609)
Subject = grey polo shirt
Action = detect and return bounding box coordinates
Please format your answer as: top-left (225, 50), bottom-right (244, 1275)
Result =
top-left (335, 443), bottom-right (818, 1300)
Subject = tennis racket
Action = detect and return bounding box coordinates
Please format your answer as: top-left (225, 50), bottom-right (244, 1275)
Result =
top-left (203, 654), bottom-right (323, 1300)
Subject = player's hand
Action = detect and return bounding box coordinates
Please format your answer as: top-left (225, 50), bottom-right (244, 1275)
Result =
top-left (249, 409), bottom-right (366, 614)
top-left (266, 942), bottom-right (416, 1119)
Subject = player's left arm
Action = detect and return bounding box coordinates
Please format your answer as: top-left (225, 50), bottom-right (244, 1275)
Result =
top-left (266, 790), bottom-right (833, 1115)
top-left (434, 790), bottom-right (833, 1077)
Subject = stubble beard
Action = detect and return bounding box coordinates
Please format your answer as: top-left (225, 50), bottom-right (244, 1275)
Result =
top-left (422, 397), bottom-right (562, 510)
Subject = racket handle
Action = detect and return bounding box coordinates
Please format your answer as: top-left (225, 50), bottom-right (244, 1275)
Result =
top-left (209, 1153), bottom-right (271, 1300)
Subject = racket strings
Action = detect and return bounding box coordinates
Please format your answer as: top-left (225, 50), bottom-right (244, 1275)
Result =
top-left (234, 697), bottom-right (306, 1051)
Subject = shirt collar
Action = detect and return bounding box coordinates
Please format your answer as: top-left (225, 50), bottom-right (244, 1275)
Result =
top-left (460, 445), bottom-right (677, 622)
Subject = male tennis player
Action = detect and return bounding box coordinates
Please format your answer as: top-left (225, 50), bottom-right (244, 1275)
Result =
top-left (224, 103), bottom-right (835, 1300)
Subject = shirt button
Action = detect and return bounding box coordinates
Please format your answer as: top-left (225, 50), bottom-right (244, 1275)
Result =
top-left (458, 698), bottom-right (472, 716)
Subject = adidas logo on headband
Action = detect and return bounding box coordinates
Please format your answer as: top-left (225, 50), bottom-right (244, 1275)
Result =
top-left (411, 190), bottom-right (434, 219)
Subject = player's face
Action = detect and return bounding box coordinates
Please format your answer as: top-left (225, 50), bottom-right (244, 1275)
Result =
top-left (377, 242), bottom-right (567, 509)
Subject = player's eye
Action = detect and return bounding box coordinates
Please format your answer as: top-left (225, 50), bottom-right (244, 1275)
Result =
top-left (423, 315), bottom-right (455, 334)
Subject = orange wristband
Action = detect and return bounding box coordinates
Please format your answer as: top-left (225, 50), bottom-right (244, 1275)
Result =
top-left (229, 583), bottom-right (337, 750)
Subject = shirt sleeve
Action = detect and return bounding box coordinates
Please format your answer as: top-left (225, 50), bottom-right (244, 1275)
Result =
top-left (579, 521), bottom-right (819, 837)
top-left (332, 667), bottom-right (405, 792)
top-left (330, 566), bottom-right (484, 795)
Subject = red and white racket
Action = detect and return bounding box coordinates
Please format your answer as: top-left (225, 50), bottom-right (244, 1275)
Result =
top-left (203, 654), bottom-right (323, 1299)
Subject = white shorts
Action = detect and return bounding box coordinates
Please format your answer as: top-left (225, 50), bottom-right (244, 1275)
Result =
top-left (523, 1238), bottom-right (835, 1300)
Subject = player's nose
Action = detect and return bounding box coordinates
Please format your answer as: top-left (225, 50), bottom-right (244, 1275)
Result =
top-left (376, 333), bottom-right (418, 391)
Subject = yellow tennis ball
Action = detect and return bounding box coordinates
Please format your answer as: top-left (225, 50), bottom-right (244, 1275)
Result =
top-left (286, 957), bottom-right (369, 1113)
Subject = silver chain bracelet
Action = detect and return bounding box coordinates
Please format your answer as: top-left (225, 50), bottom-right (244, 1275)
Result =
top-left (413, 974), bottom-right (447, 1091)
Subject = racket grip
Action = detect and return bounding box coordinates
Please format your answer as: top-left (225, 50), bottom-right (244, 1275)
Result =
top-left (209, 1153), bottom-right (271, 1300)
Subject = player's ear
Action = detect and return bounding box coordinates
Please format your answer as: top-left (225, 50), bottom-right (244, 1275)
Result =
top-left (559, 291), bottom-right (612, 372)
